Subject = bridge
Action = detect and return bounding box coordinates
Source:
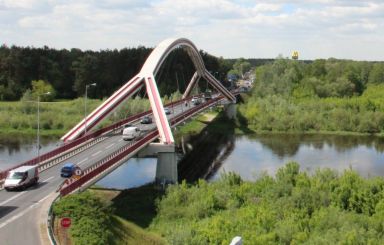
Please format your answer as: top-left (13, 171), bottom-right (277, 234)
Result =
top-left (0, 38), bottom-right (238, 244)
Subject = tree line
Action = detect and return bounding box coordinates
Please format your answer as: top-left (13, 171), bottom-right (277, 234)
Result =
top-left (0, 45), bottom-right (232, 101)
top-left (239, 58), bottom-right (384, 134)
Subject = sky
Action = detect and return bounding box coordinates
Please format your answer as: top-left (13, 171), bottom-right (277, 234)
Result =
top-left (1, 0), bottom-right (384, 61)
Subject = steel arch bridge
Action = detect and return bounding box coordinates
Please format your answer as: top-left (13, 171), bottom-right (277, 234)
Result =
top-left (61, 38), bottom-right (236, 144)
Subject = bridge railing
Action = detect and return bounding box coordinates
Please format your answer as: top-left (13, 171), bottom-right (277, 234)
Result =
top-left (59, 95), bottom-right (224, 195)
top-left (0, 96), bottom-right (194, 181)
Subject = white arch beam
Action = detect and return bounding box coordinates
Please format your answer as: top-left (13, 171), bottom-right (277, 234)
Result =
top-left (183, 72), bottom-right (200, 99)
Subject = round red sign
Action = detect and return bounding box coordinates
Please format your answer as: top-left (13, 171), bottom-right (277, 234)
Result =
top-left (60, 217), bottom-right (71, 228)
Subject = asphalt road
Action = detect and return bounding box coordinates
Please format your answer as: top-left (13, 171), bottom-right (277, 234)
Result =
top-left (0, 97), bottom-right (208, 244)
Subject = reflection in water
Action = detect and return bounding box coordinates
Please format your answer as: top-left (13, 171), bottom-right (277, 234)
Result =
top-left (0, 135), bottom-right (59, 171)
top-left (209, 134), bottom-right (384, 181)
top-left (96, 158), bottom-right (157, 189)
top-left (177, 132), bottom-right (235, 182)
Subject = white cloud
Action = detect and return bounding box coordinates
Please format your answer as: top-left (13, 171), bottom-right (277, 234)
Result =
top-left (1, 0), bottom-right (384, 60)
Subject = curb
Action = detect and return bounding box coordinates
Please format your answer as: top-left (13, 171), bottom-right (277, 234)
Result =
top-left (38, 192), bottom-right (60, 245)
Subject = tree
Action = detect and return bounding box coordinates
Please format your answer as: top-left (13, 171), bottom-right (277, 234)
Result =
top-left (369, 63), bottom-right (384, 84)
top-left (28, 80), bottom-right (55, 101)
top-left (233, 58), bottom-right (251, 78)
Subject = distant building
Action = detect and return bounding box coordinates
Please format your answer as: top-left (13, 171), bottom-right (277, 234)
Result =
top-left (292, 51), bottom-right (299, 60)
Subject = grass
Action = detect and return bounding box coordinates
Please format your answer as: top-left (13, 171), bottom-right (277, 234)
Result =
top-left (0, 97), bottom-right (150, 136)
top-left (108, 184), bottom-right (164, 228)
top-left (110, 216), bottom-right (165, 245)
top-left (88, 186), bottom-right (166, 244)
top-left (176, 109), bottom-right (219, 136)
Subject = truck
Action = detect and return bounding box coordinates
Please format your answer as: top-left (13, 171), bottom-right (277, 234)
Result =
top-left (4, 165), bottom-right (39, 191)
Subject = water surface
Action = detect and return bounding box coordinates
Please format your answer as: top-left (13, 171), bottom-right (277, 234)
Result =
top-left (209, 134), bottom-right (384, 181)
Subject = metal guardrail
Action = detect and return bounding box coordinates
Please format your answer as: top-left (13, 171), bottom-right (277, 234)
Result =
top-left (59, 96), bottom-right (224, 196)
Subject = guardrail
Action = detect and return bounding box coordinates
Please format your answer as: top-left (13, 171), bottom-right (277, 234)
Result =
top-left (59, 96), bottom-right (224, 196)
top-left (0, 96), bottom-right (195, 184)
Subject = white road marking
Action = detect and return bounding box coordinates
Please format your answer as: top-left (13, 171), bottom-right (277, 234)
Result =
top-left (41, 176), bottom-right (54, 182)
top-left (118, 138), bottom-right (123, 142)
top-left (77, 158), bottom-right (88, 165)
top-left (92, 151), bottom-right (102, 157)
top-left (0, 191), bottom-right (26, 206)
top-left (0, 194), bottom-right (50, 229)
top-left (106, 143), bottom-right (115, 149)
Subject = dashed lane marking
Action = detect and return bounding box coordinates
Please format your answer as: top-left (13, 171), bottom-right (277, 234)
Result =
top-left (92, 151), bottom-right (102, 157)
top-left (0, 194), bottom-right (50, 229)
top-left (41, 176), bottom-right (54, 182)
top-left (0, 191), bottom-right (26, 206)
top-left (77, 158), bottom-right (88, 165)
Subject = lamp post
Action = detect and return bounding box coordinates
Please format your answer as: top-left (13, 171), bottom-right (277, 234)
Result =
top-left (84, 83), bottom-right (96, 135)
top-left (37, 91), bottom-right (51, 163)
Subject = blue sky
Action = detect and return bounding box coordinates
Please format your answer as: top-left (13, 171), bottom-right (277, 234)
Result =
top-left (1, 0), bottom-right (383, 60)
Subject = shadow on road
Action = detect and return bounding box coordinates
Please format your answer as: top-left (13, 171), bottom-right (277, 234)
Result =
top-left (0, 206), bottom-right (17, 218)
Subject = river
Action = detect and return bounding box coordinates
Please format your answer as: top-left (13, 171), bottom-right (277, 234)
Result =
top-left (1, 134), bottom-right (383, 189)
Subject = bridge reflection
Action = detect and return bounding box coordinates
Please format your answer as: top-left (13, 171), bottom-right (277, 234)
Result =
top-left (177, 115), bottom-right (235, 182)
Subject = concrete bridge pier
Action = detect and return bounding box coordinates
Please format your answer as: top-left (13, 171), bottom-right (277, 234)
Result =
top-left (156, 151), bottom-right (178, 184)
top-left (138, 142), bottom-right (178, 184)
top-left (225, 103), bottom-right (237, 119)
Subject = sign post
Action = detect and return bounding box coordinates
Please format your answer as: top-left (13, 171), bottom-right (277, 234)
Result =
top-left (73, 167), bottom-right (83, 180)
top-left (61, 217), bottom-right (71, 245)
top-left (61, 217), bottom-right (71, 228)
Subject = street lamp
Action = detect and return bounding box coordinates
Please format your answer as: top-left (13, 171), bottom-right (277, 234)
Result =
top-left (37, 91), bottom-right (51, 163)
top-left (84, 83), bottom-right (97, 135)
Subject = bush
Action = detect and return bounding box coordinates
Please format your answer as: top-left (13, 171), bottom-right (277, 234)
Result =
top-left (150, 163), bottom-right (384, 244)
top-left (53, 191), bottom-right (113, 244)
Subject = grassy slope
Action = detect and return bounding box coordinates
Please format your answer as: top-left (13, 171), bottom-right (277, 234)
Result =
top-left (89, 188), bottom-right (166, 244)
top-left (110, 216), bottom-right (165, 245)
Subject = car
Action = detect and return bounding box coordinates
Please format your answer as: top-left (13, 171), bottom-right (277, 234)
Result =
top-left (122, 126), bottom-right (141, 141)
top-left (164, 107), bottom-right (171, 115)
top-left (141, 115), bottom-right (152, 124)
top-left (191, 97), bottom-right (201, 105)
top-left (204, 92), bottom-right (212, 100)
top-left (60, 163), bottom-right (77, 178)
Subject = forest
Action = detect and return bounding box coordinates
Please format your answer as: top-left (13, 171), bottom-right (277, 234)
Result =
top-left (0, 45), bottom-right (232, 101)
top-left (239, 58), bottom-right (384, 134)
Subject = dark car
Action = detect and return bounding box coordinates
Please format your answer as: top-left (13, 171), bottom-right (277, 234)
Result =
top-left (60, 163), bottom-right (77, 178)
top-left (204, 92), bottom-right (212, 100)
top-left (141, 115), bottom-right (152, 124)
top-left (164, 108), bottom-right (171, 114)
